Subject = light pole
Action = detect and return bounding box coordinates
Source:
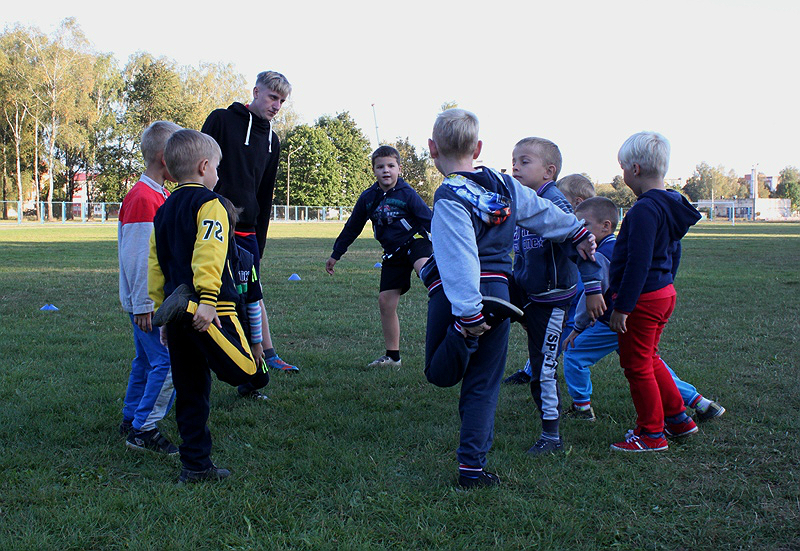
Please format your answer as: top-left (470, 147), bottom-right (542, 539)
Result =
top-left (286, 144), bottom-right (303, 220)
top-left (371, 103), bottom-right (380, 144)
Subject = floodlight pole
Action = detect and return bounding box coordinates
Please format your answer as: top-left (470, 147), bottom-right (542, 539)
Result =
top-left (371, 103), bottom-right (380, 145)
top-left (287, 145), bottom-right (304, 220)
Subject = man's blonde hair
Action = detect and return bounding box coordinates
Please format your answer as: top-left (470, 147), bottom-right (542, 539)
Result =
top-left (432, 109), bottom-right (479, 158)
top-left (514, 137), bottom-right (562, 180)
top-left (255, 71), bottom-right (292, 97)
top-left (557, 174), bottom-right (596, 202)
top-left (164, 129), bottom-right (222, 183)
top-left (140, 121), bottom-right (181, 166)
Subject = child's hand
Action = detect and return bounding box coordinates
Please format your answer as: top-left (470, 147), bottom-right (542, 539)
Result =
top-left (562, 329), bottom-right (580, 350)
top-left (159, 326), bottom-right (168, 347)
top-left (325, 257), bottom-right (337, 275)
top-left (134, 312), bottom-right (153, 333)
top-left (576, 233), bottom-right (597, 261)
top-left (585, 293), bottom-right (607, 321)
top-left (609, 310), bottom-right (628, 333)
top-left (250, 342), bottom-right (264, 362)
top-left (193, 304), bottom-right (221, 332)
top-left (462, 322), bottom-right (491, 338)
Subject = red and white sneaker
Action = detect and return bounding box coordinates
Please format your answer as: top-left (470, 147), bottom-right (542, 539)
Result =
top-left (664, 417), bottom-right (698, 438)
top-left (611, 429), bottom-right (668, 453)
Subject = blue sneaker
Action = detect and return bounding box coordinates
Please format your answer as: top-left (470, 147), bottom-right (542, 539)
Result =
top-left (266, 355), bottom-right (299, 372)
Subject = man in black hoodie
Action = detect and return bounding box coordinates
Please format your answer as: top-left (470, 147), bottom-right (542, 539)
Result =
top-left (202, 70), bottom-right (300, 372)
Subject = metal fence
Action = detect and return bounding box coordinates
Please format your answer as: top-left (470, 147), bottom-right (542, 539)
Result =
top-left (0, 201), bottom-right (355, 224)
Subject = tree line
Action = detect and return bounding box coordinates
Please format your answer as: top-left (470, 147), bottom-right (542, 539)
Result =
top-left (2, 19), bottom-right (798, 219)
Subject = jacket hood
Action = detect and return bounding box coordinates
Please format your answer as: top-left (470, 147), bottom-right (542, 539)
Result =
top-left (227, 102), bottom-right (273, 150)
top-left (639, 189), bottom-right (701, 241)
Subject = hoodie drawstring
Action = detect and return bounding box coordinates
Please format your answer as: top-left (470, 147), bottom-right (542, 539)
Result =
top-left (244, 112), bottom-right (253, 146)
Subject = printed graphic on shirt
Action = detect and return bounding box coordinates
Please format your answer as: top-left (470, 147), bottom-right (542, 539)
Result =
top-left (513, 228), bottom-right (546, 254)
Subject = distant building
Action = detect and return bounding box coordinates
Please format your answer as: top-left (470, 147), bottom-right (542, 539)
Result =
top-left (695, 197), bottom-right (792, 220)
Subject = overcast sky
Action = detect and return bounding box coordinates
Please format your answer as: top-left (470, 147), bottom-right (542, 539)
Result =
top-left (3, 0), bottom-right (798, 183)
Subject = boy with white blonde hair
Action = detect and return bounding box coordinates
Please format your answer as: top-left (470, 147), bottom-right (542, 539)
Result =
top-left (421, 109), bottom-right (597, 488)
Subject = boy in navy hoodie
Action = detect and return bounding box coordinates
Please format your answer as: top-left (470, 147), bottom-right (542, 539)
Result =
top-left (607, 132), bottom-right (702, 452)
top-left (421, 109), bottom-right (596, 488)
top-left (561, 197), bottom-right (724, 423)
top-left (326, 145), bottom-right (432, 368)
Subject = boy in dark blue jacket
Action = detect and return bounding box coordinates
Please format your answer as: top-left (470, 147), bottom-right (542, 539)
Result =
top-left (326, 146), bottom-right (432, 368)
top-left (608, 131), bottom-right (702, 453)
top-left (506, 138), bottom-right (605, 455)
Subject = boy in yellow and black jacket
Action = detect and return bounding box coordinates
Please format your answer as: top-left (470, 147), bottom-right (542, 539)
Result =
top-left (148, 129), bottom-right (259, 484)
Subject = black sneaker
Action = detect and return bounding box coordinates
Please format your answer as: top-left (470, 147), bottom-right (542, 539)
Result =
top-left (153, 283), bottom-right (193, 327)
top-left (503, 369), bottom-right (532, 385)
top-left (126, 428), bottom-right (179, 455)
top-left (458, 470), bottom-right (501, 489)
top-left (119, 420), bottom-right (133, 436)
top-left (178, 465), bottom-right (231, 483)
top-left (527, 437), bottom-right (564, 456)
top-left (238, 387), bottom-right (270, 401)
top-left (482, 296), bottom-right (524, 325)
top-left (696, 401), bottom-right (725, 422)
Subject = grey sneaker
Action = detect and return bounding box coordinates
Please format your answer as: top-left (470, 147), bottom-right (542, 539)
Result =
top-left (527, 437), bottom-right (564, 456)
top-left (367, 355), bottom-right (402, 368)
top-left (696, 401), bottom-right (725, 422)
top-left (178, 464), bottom-right (231, 483)
top-left (126, 428), bottom-right (179, 455)
top-left (564, 403), bottom-right (596, 422)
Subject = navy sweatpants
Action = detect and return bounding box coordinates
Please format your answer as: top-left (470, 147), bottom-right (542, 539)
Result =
top-left (424, 280), bottom-right (510, 469)
top-left (166, 308), bottom-right (263, 471)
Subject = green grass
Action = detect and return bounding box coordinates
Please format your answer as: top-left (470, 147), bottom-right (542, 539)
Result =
top-left (0, 221), bottom-right (798, 550)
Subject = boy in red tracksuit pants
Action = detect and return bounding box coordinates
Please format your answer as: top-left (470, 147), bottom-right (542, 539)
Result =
top-left (608, 131), bottom-right (702, 452)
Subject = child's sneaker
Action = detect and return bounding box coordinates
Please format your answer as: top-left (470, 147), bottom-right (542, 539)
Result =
top-left (126, 428), bottom-right (179, 455)
top-left (266, 355), bottom-right (299, 372)
top-left (696, 401), bottom-right (725, 422)
top-left (367, 355), bottom-right (402, 368)
top-left (482, 296), bottom-right (524, 325)
top-left (610, 429), bottom-right (668, 452)
top-left (178, 464), bottom-right (231, 484)
top-left (238, 388), bottom-right (269, 401)
top-left (119, 420), bottom-right (133, 436)
top-left (458, 470), bottom-right (501, 489)
top-left (527, 437), bottom-right (564, 456)
top-left (502, 369), bottom-right (531, 385)
top-left (664, 417), bottom-right (699, 438)
top-left (153, 283), bottom-right (193, 327)
top-left (564, 403), bottom-right (596, 422)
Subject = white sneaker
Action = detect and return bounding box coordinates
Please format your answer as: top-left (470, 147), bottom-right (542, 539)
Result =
top-left (366, 355), bottom-right (402, 368)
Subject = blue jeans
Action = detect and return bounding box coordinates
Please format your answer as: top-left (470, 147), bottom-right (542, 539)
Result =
top-left (123, 315), bottom-right (175, 431)
top-left (562, 321), bottom-right (700, 407)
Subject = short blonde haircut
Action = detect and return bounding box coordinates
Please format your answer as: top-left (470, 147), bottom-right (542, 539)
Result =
top-left (164, 129), bottom-right (222, 183)
top-left (432, 108), bottom-right (479, 158)
top-left (557, 174), bottom-right (596, 202)
top-left (256, 71), bottom-right (292, 97)
top-left (140, 121), bottom-right (181, 166)
top-left (618, 131), bottom-right (670, 178)
top-left (575, 196), bottom-right (619, 231)
top-left (514, 137), bottom-right (562, 180)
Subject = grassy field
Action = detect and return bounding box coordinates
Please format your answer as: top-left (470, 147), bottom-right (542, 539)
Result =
top-left (0, 221), bottom-right (798, 550)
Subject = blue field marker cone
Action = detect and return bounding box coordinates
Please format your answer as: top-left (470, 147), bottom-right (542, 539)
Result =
top-left (40, 304), bottom-right (59, 311)
top-left (288, 273), bottom-right (301, 281)
top-left (374, 262), bottom-right (382, 268)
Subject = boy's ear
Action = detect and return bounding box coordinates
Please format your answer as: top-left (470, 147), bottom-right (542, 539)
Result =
top-left (198, 158), bottom-right (209, 176)
top-left (472, 140), bottom-right (483, 160)
top-left (574, 197), bottom-right (584, 206)
top-left (428, 138), bottom-right (439, 159)
top-left (632, 163), bottom-right (641, 176)
top-left (545, 164), bottom-right (557, 180)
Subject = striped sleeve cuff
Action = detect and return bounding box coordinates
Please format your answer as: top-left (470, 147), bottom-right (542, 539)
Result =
top-left (583, 280), bottom-right (603, 295)
top-left (459, 312), bottom-right (485, 328)
top-left (199, 292), bottom-right (218, 308)
top-left (571, 226), bottom-right (589, 244)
